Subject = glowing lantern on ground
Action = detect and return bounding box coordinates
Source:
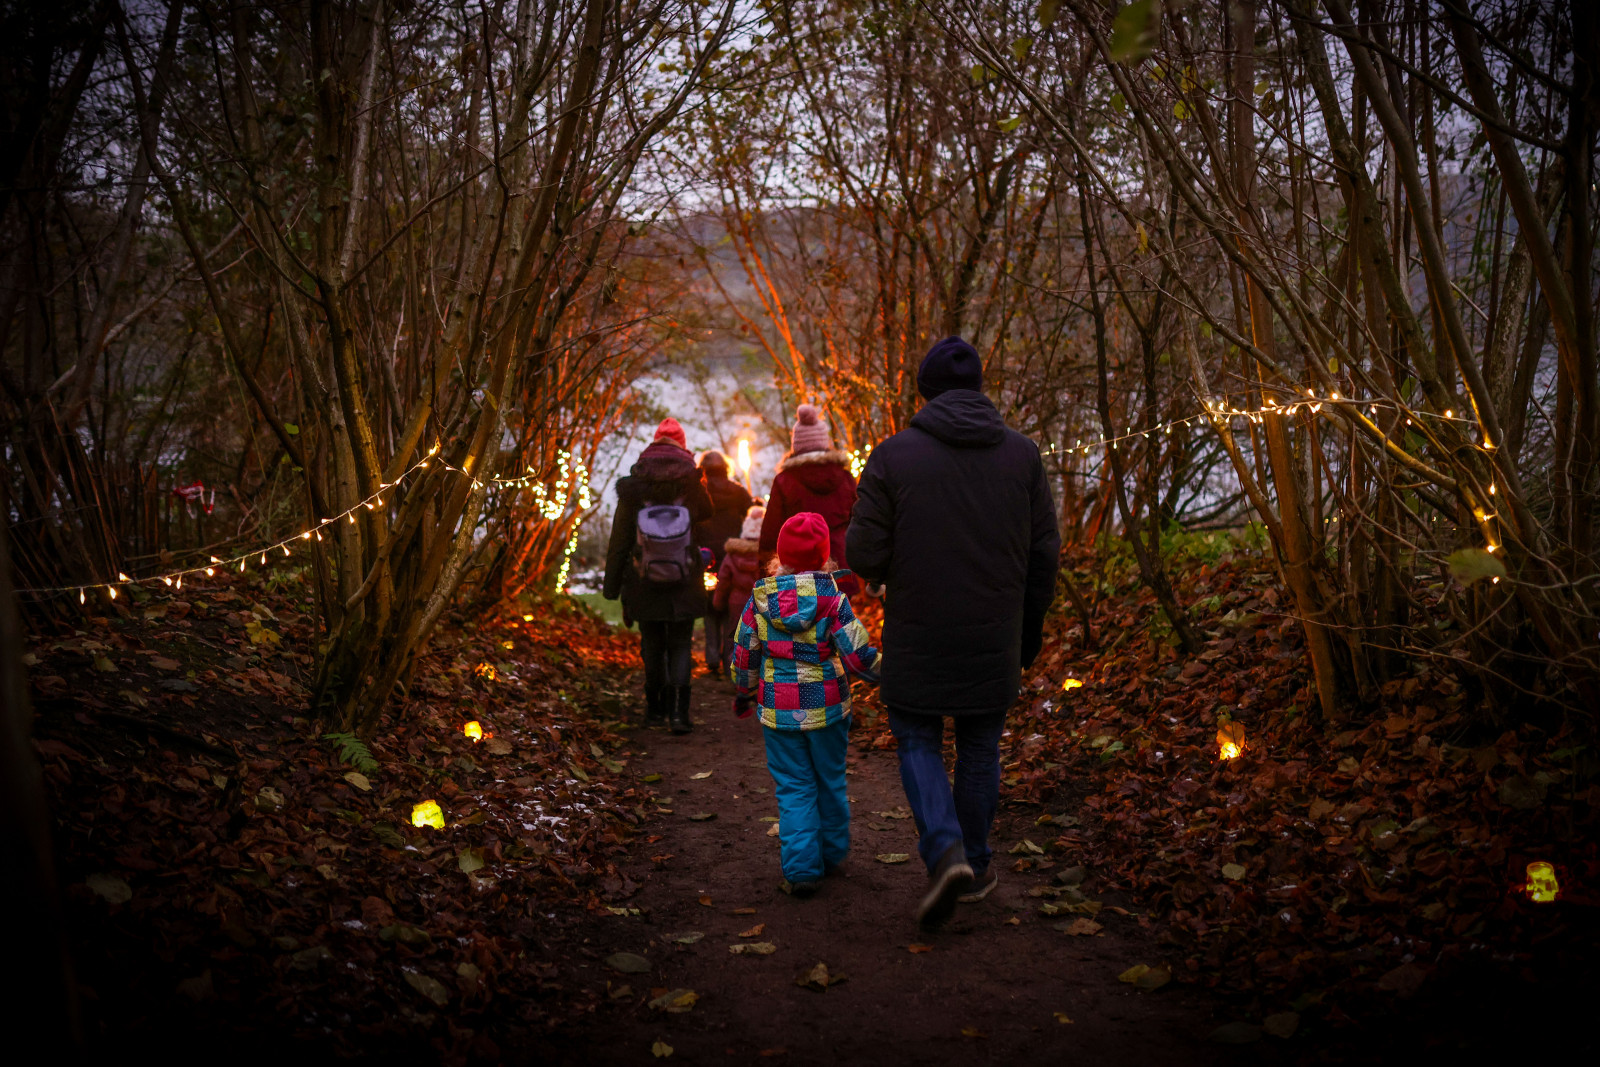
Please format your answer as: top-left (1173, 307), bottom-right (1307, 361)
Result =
top-left (523, 614), bottom-right (534, 622)
top-left (474, 662), bottom-right (497, 681)
top-left (1062, 678), bottom-right (1084, 691)
top-left (1525, 861), bottom-right (1559, 903)
top-left (1217, 722), bottom-right (1245, 761)
top-left (412, 800), bottom-right (445, 829)
top-left (463, 721), bottom-right (483, 741)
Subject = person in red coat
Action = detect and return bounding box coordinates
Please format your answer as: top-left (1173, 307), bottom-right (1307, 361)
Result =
top-left (758, 404), bottom-right (858, 592)
top-left (711, 505), bottom-right (765, 671)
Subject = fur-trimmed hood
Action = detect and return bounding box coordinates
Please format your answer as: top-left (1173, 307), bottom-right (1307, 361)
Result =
top-left (723, 537), bottom-right (760, 555)
top-left (776, 448), bottom-right (852, 473)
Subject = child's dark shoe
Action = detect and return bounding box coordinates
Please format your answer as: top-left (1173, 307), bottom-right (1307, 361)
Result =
top-left (780, 879), bottom-right (822, 898)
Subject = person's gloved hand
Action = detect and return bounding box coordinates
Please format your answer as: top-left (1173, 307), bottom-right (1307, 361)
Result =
top-left (733, 694), bottom-right (755, 719)
top-left (864, 582), bottom-right (886, 599)
top-left (1021, 627), bottom-right (1043, 670)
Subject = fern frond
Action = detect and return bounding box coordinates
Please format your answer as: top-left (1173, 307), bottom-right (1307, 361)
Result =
top-left (323, 731), bottom-right (380, 776)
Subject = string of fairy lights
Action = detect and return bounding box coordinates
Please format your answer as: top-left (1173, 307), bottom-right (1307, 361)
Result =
top-left (16, 440), bottom-right (597, 602)
top-left (17, 383), bottom-right (1498, 605)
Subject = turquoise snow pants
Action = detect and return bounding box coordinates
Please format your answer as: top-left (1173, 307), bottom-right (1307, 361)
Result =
top-left (762, 717), bottom-right (851, 884)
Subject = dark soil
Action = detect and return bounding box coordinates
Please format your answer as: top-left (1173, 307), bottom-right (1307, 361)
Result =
top-left (533, 676), bottom-right (1235, 1066)
top-left (28, 577), bottom-right (1592, 1065)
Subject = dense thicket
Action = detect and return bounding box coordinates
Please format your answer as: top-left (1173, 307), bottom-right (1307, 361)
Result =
top-left (676, 0), bottom-right (1598, 720)
top-left (3, 0), bottom-right (740, 728)
top-left (5, 0), bottom-right (1596, 728)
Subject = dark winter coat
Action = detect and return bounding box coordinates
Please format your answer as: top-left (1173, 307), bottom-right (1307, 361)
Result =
top-left (697, 470), bottom-right (753, 567)
top-left (603, 442), bottom-right (713, 623)
top-left (712, 537), bottom-right (762, 625)
top-left (758, 450), bottom-right (857, 581)
top-left (845, 390), bottom-right (1060, 715)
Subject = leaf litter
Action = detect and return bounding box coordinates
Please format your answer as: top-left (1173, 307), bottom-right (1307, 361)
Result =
top-left (845, 543), bottom-right (1600, 1031)
top-left (27, 573), bottom-right (660, 1058)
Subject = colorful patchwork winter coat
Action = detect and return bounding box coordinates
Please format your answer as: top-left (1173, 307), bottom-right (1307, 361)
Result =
top-left (730, 570), bottom-right (881, 731)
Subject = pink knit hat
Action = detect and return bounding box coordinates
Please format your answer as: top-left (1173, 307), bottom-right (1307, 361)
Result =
top-left (652, 417), bottom-right (688, 450)
top-left (790, 404), bottom-right (832, 455)
top-left (740, 505), bottom-right (766, 541)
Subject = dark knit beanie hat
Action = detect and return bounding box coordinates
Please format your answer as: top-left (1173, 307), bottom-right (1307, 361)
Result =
top-left (916, 336), bottom-right (983, 399)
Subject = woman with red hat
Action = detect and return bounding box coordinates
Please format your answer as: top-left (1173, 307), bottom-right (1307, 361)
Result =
top-left (603, 418), bottom-right (713, 733)
top-left (757, 404), bottom-right (858, 593)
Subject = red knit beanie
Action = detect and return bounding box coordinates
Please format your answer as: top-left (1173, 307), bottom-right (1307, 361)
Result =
top-left (777, 512), bottom-right (830, 573)
top-left (652, 417), bottom-right (687, 450)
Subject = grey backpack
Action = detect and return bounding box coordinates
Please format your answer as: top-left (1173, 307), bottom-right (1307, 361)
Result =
top-left (635, 499), bottom-right (695, 584)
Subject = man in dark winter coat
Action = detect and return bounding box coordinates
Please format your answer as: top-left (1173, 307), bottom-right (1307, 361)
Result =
top-left (846, 336), bottom-right (1060, 927)
top-left (697, 451), bottom-right (753, 672)
top-left (604, 418), bottom-right (713, 733)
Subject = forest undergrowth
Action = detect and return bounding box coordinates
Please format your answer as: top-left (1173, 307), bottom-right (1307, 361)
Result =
top-left (853, 534), bottom-right (1598, 1043)
top-left (25, 535), bottom-right (1597, 1057)
top-left (27, 576), bottom-right (655, 1060)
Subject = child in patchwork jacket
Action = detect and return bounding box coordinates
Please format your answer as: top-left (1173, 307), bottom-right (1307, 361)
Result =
top-left (732, 511), bottom-right (881, 897)
top-left (711, 505), bottom-right (766, 671)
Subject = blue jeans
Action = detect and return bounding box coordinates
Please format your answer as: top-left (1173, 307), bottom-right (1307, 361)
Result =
top-left (763, 719), bottom-right (852, 883)
top-left (888, 708), bottom-right (1006, 877)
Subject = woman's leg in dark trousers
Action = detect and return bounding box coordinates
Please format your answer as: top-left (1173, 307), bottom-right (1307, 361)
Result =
top-left (638, 621), bottom-right (669, 726)
top-left (663, 619), bottom-right (695, 733)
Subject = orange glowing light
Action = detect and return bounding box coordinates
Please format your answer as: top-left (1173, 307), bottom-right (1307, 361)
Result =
top-left (1217, 722), bottom-right (1245, 760)
top-left (474, 662), bottom-right (497, 681)
top-left (411, 799), bottom-right (445, 829)
top-left (1525, 861), bottom-right (1559, 903)
top-left (1062, 678), bottom-right (1084, 691)
top-left (703, 571), bottom-right (718, 590)
top-left (737, 439), bottom-right (752, 473)
top-left (522, 614), bottom-right (534, 622)
top-left (463, 720), bottom-right (483, 741)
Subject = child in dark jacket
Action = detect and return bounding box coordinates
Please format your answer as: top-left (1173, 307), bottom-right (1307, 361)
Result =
top-left (732, 512), bottom-right (880, 897)
top-left (712, 505), bottom-right (765, 671)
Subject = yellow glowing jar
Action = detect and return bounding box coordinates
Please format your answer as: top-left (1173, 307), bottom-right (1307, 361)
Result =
top-left (1062, 678), bottom-right (1084, 691)
top-left (463, 720), bottom-right (483, 741)
top-left (1525, 861), bottom-right (1559, 903)
top-left (412, 799), bottom-right (445, 829)
top-left (1217, 722), bottom-right (1245, 761)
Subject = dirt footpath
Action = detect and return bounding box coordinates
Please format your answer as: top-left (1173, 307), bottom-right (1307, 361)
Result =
top-left (534, 678), bottom-right (1233, 1066)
